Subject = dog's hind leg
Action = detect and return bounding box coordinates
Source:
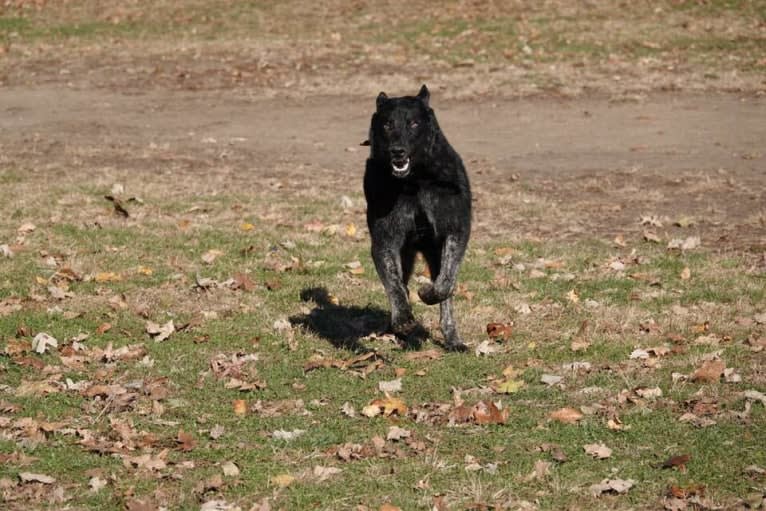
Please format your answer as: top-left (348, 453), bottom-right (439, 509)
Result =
top-left (439, 297), bottom-right (467, 351)
top-left (418, 235), bottom-right (466, 306)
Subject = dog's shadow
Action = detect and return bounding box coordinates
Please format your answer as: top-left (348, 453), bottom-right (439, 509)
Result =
top-left (289, 287), bottom-right (389, 351)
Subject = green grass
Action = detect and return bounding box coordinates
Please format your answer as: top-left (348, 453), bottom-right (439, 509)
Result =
top-left (2, 171), bottom-right (763, 510)
top-left (1, 1), bottom-right (765, 507)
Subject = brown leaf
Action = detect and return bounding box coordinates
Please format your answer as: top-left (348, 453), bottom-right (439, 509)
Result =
top-left (177, 429), bottom-right (196, 452)
top-left (472, 400), bottom-right (509, 425)
top-left (125, 498), bottom-right (157, 511)
top-left (448, 404), bottom-right (476, 424)
top-left (233, 399), bottom-right (247, 417)
top-left (232, 272), bottom-right (256, 291)
top-left (95, 271), bottom-right (122, 283)
top-left (691, 360), bottom-right (725, 383)
top-left (486, 322), bottom-right (512, 341)
top-left (107, 195), bottom-right (130, 217)
top-left (660, 454), bottom-right (691, 471)
top-left (5, 338), bottom-right (32, 356)
top-left (668, 484), bottom-right (705, 499)
top-left (549, 407), bottom-right (583, 424)
top-left (364, 396), bottom-right (408, 417)
top-left (96, 322), bottom-right (112, 335)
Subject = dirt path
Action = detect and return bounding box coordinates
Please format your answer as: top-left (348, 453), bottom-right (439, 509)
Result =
top-left (1, 87), bottom-right (764, 250)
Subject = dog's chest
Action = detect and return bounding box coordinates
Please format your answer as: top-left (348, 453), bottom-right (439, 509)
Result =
top-left (397, 189), bottom-right (442, 239)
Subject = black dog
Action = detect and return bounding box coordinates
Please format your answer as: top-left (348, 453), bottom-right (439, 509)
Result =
top-left (363, 85), bottom-right (471, 351)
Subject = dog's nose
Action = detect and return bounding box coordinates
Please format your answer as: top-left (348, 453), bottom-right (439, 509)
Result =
top-left (390, 146), bottom-right (406, 159)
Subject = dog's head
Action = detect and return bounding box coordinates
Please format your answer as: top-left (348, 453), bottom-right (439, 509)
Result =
top-left (369, 85), bottom-right (435, 179)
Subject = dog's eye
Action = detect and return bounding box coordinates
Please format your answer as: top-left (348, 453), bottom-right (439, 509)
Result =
top-left (383, 122), bottom-right (393, 131)
top-left (409, 121), bottom-right (419, 129)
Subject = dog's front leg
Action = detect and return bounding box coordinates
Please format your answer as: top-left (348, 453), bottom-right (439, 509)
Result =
top-left (439, 297), bottom-right (467, 351)
top-left (371, 246), bottom-right (425, 347)
top-left (418, 235), bottom-right (466, 305)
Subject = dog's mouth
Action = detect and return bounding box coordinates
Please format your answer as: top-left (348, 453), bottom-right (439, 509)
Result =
top-left (391, 157), bottom-right (411, 178)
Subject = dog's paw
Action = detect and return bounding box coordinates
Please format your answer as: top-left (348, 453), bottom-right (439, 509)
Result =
top-left (444, 339), bottom-right (468, 352)
top-left (392, 319), bottom-right (428, 349)
top-left (417, 284), bottom-right (444, 305)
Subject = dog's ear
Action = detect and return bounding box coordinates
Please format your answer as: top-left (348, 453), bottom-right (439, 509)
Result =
top-left (376, 92), bottom-right (388, 110)
top-left (416, 84), bottom-right (430, 107)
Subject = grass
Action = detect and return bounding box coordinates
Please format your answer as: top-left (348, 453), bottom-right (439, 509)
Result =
top-left (1, 159), bottom-right (764, 510)
top-left (1, 0), bottom-right (764, 95)
top-left (1, 1), bottom-right (765, 509)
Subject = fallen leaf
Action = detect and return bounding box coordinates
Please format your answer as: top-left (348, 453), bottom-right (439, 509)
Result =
top-left (723, 367), bottom-right (742, 383)
top-left (96, 322), bottom-right (112, 335)
top-left (146, 320), bottom-right (175, 342)
top-left (105, 195), bottom-right (129, 217)
top-left (89, 476), bottom-right (107, 493)
top-left (364, 396), bottom-right (408, 417)
top-left (386, 426), bottom-right (411, 441)
top-left (549, 407), bottom-right (583, 424)
top-left (524, 460), bottom-right (552, 481)
top-left (680, 267), bottom-right (691, 280)
top-left (691, 360), bottom-right (725, 383)
top-left (584, 443), bottom-right (613, 459)
top-left (590, 478), bottom-right (634, 496)
top-left (744, 389), bottom-right (766, 406)
top-left (635, 387), bottom-right (663, 400)
top-left (668, 236), bottom-right (700, 251)
top-left (474, 340), bottom-right (498, 356)
top-left (607, 417), bottom-right (631, 431)
top-left (340, 402), bottom-right (356, 417)
top-left (643, 230), bottom-right (661, 243)
top-left (660, 454), bottom-right (691, 471)
top-left (270, 473), bottom-right (295, 488)
top-left (272, 429), bottom-right (306, 441)
top-left (122, 452), bottom-right (168, 471)
top-left (177, 429), bottom-right (196, 451)
top-left (344, 260), bottom-right (364, 275)
top-left (540, 374), bottom-right (563, 386)
top-left (378, 378), bottom-right (402, 393)
top-left (486, 322), bottom-right (512, 341)
top-left (221, 461), bottom-right (240, 477)
top-left (19, 472), bottom-right (56, 484)
top-left (202, 249), bottom-right (225, 264)
top-left (472, 400), bottom-right (509, 425)
top-left (495, 378), bottom-right (524, 394)
top-left (312, 465), bottom-right (342, 482)
top-left (233, 399), bottom-right (247, 416)
top-left (17, 222), bottom-right (36, 234)
top-left (667, 483), bottom-right (706, 499)
top-left (31, 333), bottom-right (58, 354)
top-left (95, 272), bottom-right (122, 283)
top-left (210, 424), bottom-right (225, 440)
top-left (403, 349), bottom-right (442, 361)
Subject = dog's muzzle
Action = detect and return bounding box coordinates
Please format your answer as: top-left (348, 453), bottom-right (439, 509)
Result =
top-left (390, 147), bottom-right (410, 178)
top-left (391, 157), bottom-right (411, 178)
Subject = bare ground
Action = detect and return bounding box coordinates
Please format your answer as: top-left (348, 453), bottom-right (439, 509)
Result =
top-left (1, 86), bottom-right (764, 252)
